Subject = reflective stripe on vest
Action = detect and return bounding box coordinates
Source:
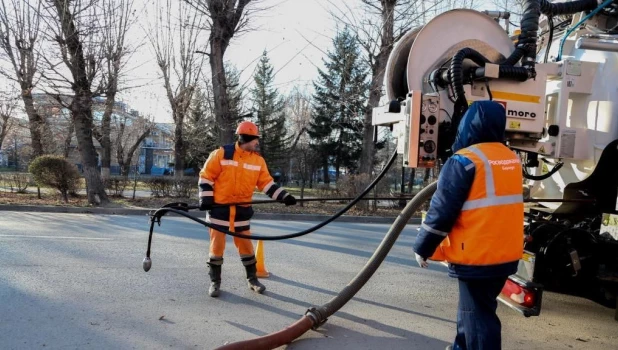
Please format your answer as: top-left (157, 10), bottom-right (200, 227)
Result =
top-left (429, 143), bottom-right (524, 266)
top-left (462, 146), bottom-right (523, 211)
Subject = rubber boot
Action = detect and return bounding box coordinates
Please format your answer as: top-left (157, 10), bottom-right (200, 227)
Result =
top-left (245, 263), bottom-right (266, 294)
top-left (208, 263), bottom-right (222, 297)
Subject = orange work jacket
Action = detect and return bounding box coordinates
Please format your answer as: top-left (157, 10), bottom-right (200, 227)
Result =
top-left (198, 143), bottom-right (289, 232)
top-left (430, 142), bottom-right (524, 266)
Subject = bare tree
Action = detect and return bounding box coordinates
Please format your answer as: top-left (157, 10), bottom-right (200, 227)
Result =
top-left (283, 86), bottom-right (312, 182)
top-left (492, 0), bottom-right (525, 17)
top-left (43, 0), bottom-right (109, 205)
top-left (0, 92), bottom-right (17, 151)
top-left (115, 113), bottom-right (153, 176)
top-left (93, 0), bottom-right (137, 178)
top-left (294, 143), bottom-right (320, 204)
top-left (148, 0), bottom-right (205, 177)
top-left (33, 96), bottom-right (75, 158)
top-left (285, 86), bottom-right (312, 150)
top-left (0, 0), bottom-right (45, 157)
top-left (185, 0), bottom-right (260, 144)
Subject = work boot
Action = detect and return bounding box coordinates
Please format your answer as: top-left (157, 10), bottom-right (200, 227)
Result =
top-left (207, 262), bottom-right (222, 297)
top-left (245, 262), bottom-right (266, 294)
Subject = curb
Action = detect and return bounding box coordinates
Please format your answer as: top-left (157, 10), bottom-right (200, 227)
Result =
top-left (0, 204), bottom-right (422, 224)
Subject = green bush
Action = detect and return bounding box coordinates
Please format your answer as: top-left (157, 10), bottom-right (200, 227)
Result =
top-left (145, 176), bottom-right (198, 198)
top-left (29, 155), bottom-right (80, 202)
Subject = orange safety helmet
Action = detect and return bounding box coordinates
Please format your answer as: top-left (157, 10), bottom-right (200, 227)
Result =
top-left (236, 121), bottom-right (260, 137)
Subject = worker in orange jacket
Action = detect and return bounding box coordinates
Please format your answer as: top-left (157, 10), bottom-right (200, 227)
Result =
top-left (413, 100), bottom-right (523, 350)
top-left (198, 121), bottom-right (296, 297)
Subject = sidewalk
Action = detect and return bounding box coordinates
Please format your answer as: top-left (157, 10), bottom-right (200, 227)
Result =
top-left (0, 187), bottom-right (421, 224)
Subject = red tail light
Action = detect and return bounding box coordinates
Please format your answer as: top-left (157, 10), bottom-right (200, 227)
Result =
top-left (501, 278), bottom-right (536, 308)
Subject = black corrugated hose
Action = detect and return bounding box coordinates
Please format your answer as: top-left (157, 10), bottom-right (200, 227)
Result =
top-left (450, 48), bottom-right (491, 102)
top-left (540, 0), bottom-right (599, 16)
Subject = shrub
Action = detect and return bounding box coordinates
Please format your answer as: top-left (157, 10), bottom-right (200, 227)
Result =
top-left (145, 177), bottom-right (173, 198)
top-left (316, 183), bottom-right (339, 199)
top-left (0, 173), bottom-right (31, 194)
top-left (172, 177), bottom-right (197, 198)
top-left (29, 155), bottom-right (80, 203)
top-left (104, 176), bottom-right (129, 197)
top-left (8, 173), bottom-right (31, 193)
top-left (338, 174), bottom-right (373, 198)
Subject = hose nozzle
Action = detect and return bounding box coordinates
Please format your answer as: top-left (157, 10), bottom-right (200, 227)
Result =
top-left (143, 257), bottom-right (152, 272)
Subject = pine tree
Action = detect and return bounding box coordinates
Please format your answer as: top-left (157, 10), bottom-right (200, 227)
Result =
top-left (250, 50), bottom-right (291, 173)
top-left (308, 28), bottom-right (368, 183)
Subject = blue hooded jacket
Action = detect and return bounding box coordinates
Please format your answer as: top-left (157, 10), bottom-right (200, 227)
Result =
top-left (412, 100), bottom-right (518, 279)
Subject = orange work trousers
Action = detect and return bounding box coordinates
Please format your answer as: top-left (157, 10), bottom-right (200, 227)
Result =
top-left (209, 228), bottom-right (254, 259)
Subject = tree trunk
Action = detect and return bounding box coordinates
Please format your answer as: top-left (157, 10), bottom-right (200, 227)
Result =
top-left (209, 39), bottom-right (234, 144)
top-left (174, 113), bottom-right (185, 177)
top-left (359, 0), bottom-right (396, 175)
top-left (359, 66), bottom-right (383, 174)
top-left (53, 0), bottom-right (109, 206)
top-left (300, 179), bottom-right (305, 207)
top-left (408, 168), bottom-right (415, 193)
top-left (71, 95), bottom-right (109, 205)
top-left (21, 90), bottom-right (45, 158)
top-left (322, 159), bottom-right (330, 184)
top-left (100, 92), bottom-right (116, 179)
top-left (63, 120), bottom-right (74, 158)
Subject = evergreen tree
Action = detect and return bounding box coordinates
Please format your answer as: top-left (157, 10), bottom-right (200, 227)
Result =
top-left (308, 28), bottom-right (368, 183)
top-left (250, 50), bottom-right (291, 173)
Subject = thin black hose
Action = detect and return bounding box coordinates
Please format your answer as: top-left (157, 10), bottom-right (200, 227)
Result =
top-left (523, 161), bottom-right (564, 181)
top-left (144, 148), bottom-right (399, 262)
top-left (544, 16), bottom-right (554, 63)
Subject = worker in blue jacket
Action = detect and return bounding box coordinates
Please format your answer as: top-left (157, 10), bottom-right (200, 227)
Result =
top-left (413, 100), bottom-right (524, 350)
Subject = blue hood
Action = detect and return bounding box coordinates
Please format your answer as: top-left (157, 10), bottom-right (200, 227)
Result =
top-left (451, 100), bottom-right (507, 153)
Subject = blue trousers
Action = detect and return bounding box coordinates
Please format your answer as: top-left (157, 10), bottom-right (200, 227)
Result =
top-left (452, 276), bottom-right (508, 350)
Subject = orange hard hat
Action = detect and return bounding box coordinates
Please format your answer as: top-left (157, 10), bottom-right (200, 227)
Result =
top-left (236, 121), bottom-right (260, 136)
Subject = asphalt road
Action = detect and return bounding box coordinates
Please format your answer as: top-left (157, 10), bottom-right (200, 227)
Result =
top-left (0, 212), bottom-right (616, 350)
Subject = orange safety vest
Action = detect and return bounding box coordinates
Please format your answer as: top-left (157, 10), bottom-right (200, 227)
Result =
top-left (200, 143), bottom-right (277, 205)
top-left (429, 142), bottom-right (524, 265)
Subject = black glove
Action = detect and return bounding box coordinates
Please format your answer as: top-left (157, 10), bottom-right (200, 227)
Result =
top-left (199, 199), bottom-right (212, 211)
top-left (283, 194), bottom-right (297, 206)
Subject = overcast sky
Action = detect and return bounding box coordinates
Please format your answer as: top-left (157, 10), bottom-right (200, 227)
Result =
top-left (1, 0), bottom-right (503, 123)
top-left (120, 0), bottom-right (339, 123)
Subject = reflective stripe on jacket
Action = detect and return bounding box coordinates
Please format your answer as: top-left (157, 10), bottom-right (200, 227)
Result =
top-left (198, 142), bottom-right (289, 231)
top-left (429, 142), bottom-right (524, 265)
